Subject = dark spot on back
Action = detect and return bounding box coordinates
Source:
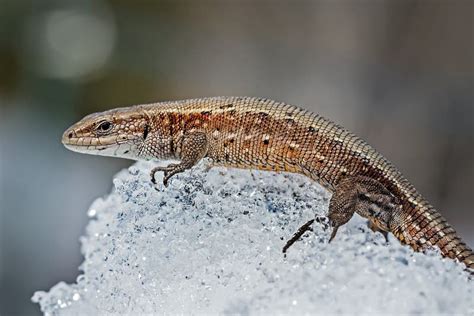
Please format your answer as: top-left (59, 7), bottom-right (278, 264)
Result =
top-left (200, 110), bottom-right (211, 116)
top-left (229, 138), bottom-right (235, 143)
top-left (308, 126), bottom-right (316, 133)
top-left (263, 139), bottom-right (269, 145)
top-left (258, 112), bottom-right (269, 118)
top-left (334, 138), bottom-right (343, 146)
top-left (225, 153), bottom-right (230, 160)
top-left (143, 124), bottom-right (149, 140)
top-left (219, 103), bottom-right (234, 110)
top-left (286, 118), bottom-right (295, 124)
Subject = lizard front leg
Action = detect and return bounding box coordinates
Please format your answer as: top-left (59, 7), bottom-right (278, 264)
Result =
top-left (150, 131), bottom-right (208, 187)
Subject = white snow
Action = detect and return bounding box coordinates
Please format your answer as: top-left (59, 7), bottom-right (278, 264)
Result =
top-left (32, 160), bottom-right (474, 315)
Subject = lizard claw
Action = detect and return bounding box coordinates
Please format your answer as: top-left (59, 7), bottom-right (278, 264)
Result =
top-left (328, 225), bottom-right (339, 243)
top-left (150, 172), bottom-right (157, 184)
top-left (150, 166), bottom-right (172, 187)
top-left (162, 175), bottom-right (169, 187)
top-left (327, 216), bottom-right (344, 243)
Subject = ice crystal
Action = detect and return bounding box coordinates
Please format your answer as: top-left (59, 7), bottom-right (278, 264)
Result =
top-left (32, 161), bottom-right (474, 315)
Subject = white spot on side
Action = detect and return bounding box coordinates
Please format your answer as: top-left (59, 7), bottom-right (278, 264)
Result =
top-left (315, 153), bottom-right (325, 161)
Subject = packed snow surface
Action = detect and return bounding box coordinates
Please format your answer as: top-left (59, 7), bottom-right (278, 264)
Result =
top-left (33, 161), bottom-right (473, 315)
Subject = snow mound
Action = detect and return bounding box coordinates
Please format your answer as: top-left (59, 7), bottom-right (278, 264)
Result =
top-left (33, 160), bottom-right (474, 315)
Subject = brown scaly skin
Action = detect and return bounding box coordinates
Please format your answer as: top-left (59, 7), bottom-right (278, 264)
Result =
top-left (62, 96), bottom-right (474, 271)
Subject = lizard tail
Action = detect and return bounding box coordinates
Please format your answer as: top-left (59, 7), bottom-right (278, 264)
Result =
top-left (394, 204), bottom-right (474, 271)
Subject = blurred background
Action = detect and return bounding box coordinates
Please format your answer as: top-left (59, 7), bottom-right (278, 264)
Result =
top-left (0, 0), bottom-right (472, 315)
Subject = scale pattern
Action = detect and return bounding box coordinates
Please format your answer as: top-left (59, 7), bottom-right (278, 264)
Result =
top-left (63, 96), bottom-right (474, 270)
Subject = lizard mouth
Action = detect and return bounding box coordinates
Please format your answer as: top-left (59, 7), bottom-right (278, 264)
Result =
top-left (62, 128), bottom-right (119, 147)
top-left (62, 128), bottom-right (136, 157)
top-left (62, 128), bottom-right (115, 151)
top-left (62, 137), bottom-right (131, 157)
top-left (63, 143), bottom-right (109, 152)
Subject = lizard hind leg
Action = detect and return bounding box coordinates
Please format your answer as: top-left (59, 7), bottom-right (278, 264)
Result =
top-left (328, 176), bottom-right (396, 242)
top-left (327, 177), bottom-right (358, 242)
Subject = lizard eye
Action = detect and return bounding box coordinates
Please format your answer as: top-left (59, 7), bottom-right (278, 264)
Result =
top-left (96, 121), bottom-right (113, 134)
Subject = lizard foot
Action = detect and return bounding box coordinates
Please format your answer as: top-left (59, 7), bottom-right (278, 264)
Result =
top-left (150, 131), bottom-right (209, 189)
top-left (150, 164), bottom-right (179, 187)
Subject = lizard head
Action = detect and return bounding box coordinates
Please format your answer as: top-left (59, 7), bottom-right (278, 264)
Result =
top-left (62, 106), bottom-right (149, 160)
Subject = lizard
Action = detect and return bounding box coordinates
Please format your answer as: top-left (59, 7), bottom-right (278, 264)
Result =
top-left (62, 96), bottom-right (474, 271)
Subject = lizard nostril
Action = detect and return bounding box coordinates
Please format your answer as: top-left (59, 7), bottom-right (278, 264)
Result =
top-left (68, 132), bottom-right (73, 139)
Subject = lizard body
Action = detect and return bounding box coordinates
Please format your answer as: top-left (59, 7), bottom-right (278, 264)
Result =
top-left (62, 96), bottom-right (474, 270)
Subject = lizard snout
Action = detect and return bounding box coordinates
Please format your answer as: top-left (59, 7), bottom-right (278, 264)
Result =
top-left (62, 128), bottom-right (76, 145)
